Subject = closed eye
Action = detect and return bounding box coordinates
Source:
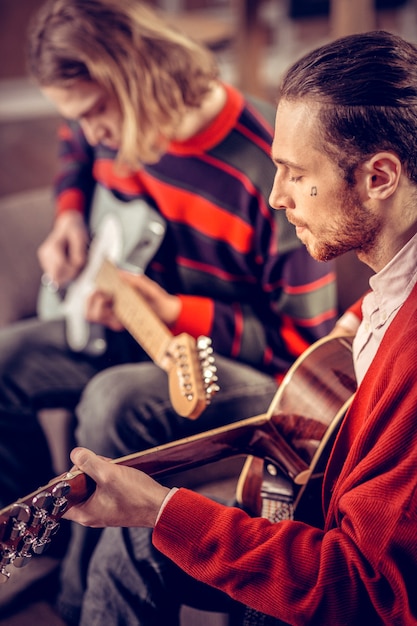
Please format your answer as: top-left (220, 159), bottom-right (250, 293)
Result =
top-left (289, 175), bottom-right (302, 183)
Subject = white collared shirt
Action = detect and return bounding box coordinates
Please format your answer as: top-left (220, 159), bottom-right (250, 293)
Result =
top-left (353, 232), bottom-right (417, 385)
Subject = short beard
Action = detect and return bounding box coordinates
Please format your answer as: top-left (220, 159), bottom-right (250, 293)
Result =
top-left (307, 185), bottom-right (381, 263)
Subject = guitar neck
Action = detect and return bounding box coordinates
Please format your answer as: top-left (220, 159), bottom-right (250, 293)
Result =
top-left (68, 412), bottom-right (275, 507)
top-left (0, 412), bottom-right (274, 520)
top-left (95, 259), bottom-right (173, 368)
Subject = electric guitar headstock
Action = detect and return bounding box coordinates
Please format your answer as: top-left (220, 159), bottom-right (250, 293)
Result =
top-left (166, 333), bottom-right (219, 419)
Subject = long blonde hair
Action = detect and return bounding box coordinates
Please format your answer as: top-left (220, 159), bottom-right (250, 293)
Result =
top-left (28, 0), bottom-right (218, 165)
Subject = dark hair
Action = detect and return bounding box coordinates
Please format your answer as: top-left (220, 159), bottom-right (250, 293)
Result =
top-left (280, 30), bottom-right (417, 185)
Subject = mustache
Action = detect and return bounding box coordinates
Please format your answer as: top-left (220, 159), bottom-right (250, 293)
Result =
top-left (285, 211), bottom-right (308, 229)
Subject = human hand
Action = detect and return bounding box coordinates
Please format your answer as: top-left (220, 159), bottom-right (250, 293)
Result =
top-left (37, 210), bottom-right (89, 287)
top-left (85, 270), bottom-right (181, 329)
top-left (63, 447), bottom-right (170, 528)
top-left (84, 290), bottom-right (124, 330)
top-left (120, 271), bottom-right (181, 326)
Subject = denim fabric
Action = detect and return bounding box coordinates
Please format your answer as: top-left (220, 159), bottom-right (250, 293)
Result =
top-left (79, 525), bottom-right (240, 626)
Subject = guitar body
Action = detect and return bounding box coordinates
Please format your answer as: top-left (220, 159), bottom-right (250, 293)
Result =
top-left (236, 334), bottom-right (356, 526)
top-left (37, 184), bottom-right (166, 354)
top-left (0, 335), bottom-right (355, 581)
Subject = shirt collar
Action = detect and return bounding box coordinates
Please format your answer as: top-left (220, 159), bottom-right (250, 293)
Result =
top-left (364, 231), bottom-right (417, 327)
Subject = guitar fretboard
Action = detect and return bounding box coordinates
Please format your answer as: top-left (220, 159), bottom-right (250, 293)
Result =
top-left (95, 259), bottom-right (173, 368)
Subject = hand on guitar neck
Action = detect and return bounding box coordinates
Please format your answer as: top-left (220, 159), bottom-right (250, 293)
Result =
top-left (94, 259), bottom-right (220, 418)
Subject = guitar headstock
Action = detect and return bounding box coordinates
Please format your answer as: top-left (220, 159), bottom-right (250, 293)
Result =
top-left (167, 334), bottom-right (219, 419)
top-left (0, 472), bottom-right (92, 583)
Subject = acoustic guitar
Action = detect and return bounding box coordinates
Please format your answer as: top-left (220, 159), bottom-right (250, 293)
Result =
top-left (0, 335), bottom-right (356, 583)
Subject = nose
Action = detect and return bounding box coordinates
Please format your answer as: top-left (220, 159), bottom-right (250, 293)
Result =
top-left (269, 170), bottom-right (295, 212)
top-left (79, 118), bottom-right (105, 146)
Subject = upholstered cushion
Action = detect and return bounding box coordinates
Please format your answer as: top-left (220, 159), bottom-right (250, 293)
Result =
top-left (0, 187), bottom-right (54, 326)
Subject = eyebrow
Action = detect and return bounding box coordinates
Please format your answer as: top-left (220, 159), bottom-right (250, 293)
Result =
top-left (270, 153), bottom-right (308, 172)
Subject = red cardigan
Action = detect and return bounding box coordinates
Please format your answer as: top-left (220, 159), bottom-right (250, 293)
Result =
top-left (154, 282), bottom-right (417, 625)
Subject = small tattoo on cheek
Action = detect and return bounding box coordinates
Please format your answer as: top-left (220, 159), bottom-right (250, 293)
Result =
top-left (310, 186), bottom-right (318, 196)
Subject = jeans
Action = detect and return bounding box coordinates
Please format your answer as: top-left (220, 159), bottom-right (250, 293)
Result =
top-left (80, 525), bottom-right (240, 626)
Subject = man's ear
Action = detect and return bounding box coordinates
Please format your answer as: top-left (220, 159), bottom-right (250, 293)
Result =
top-left (362, 152), bottom-right (401, 199)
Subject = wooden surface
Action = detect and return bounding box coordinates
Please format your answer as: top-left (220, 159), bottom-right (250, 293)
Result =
top-left (330, 0), bottom-right (376, 36)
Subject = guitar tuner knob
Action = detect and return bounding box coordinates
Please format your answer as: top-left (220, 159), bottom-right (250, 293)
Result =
top-left (10, 520), bottom-right (27, 541)
top-left (31, 491), bottom-right (53, 511)
top-left (12, 535), bottom-right (34, 569)
top-left (0, 568), bottom-right (10, 583)
top-left (8, 503), bottom-right (31, 523)
top-left (51, 481), bottom-right (71, 497)
top-left (201, 355), bottom-right (215, 364)
top-left (199, 349), bottom-right (214, 360)
top-left (203, 366), bottom-right (216, 378)
top-left (51, 498), bottom-right (69, 516)
top-left (12, 553), bottom-right (33, 569)
top-left (205, 383), bottom-right (220, 399)
top-left (0, 547), bottom-right (14, 582)
top-left (31, 509), bottom-right (47, 528)
top-left (32, 538), bottom-right (51, 555)
top-left (196, 336), bottom-right (212, 350)
top-left (42, 519), bottom-right (60, 541)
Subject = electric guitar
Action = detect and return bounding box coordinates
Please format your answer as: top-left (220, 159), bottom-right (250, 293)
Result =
top-left (94, 259), bottom-right (219, 419)
top-left (37, 184), bottom-right (219, 419)
top-left (0, 335), bottom-right (356, 583)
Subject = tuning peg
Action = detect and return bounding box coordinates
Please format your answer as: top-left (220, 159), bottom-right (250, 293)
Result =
top-left (32, 518), bottom-right (59, 555)
top-left (0, 547), bottom-right (14, 583)
top-left (0, 568), bottom-right (10, 583)
top-left (196, 336), bottom-right (212, 350)
top-left (7, 503), bottom-right (31, 524)
top-left (51, 481), bottom-right (70, 498)
top-left (32, 538), bottom-right (50, 555)
top-left (31, 491), bottom-right (53, 511)
top-left (202, 366), bottom-right (217, 381)
top-left (51, 482), bottom-right (71, 516)
top-left (12, 534), bottom-right (34, 569)
top-left (205, 383), bottom-right (220, 402)
top-left (196, 337), bottom-right (214, 356)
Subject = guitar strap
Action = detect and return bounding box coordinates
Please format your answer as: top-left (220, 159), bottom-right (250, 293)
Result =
top-left (241, 461), bottom-right (294, 626)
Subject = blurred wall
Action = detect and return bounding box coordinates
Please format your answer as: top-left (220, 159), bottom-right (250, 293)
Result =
top-left (0, 0), bottom-right (230, 80)
top-left (0, 0), bottom-right (45, 79)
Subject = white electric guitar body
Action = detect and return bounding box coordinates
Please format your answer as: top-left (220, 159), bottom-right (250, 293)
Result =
top-left (37, 184), bottom-right (166, 355)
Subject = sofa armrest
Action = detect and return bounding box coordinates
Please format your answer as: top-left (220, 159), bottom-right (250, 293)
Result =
top-left (0, 188), bottom-right (54, 327)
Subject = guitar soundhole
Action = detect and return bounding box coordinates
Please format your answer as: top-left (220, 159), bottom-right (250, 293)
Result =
top-left (0, 481), bottom-right (70, 582)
